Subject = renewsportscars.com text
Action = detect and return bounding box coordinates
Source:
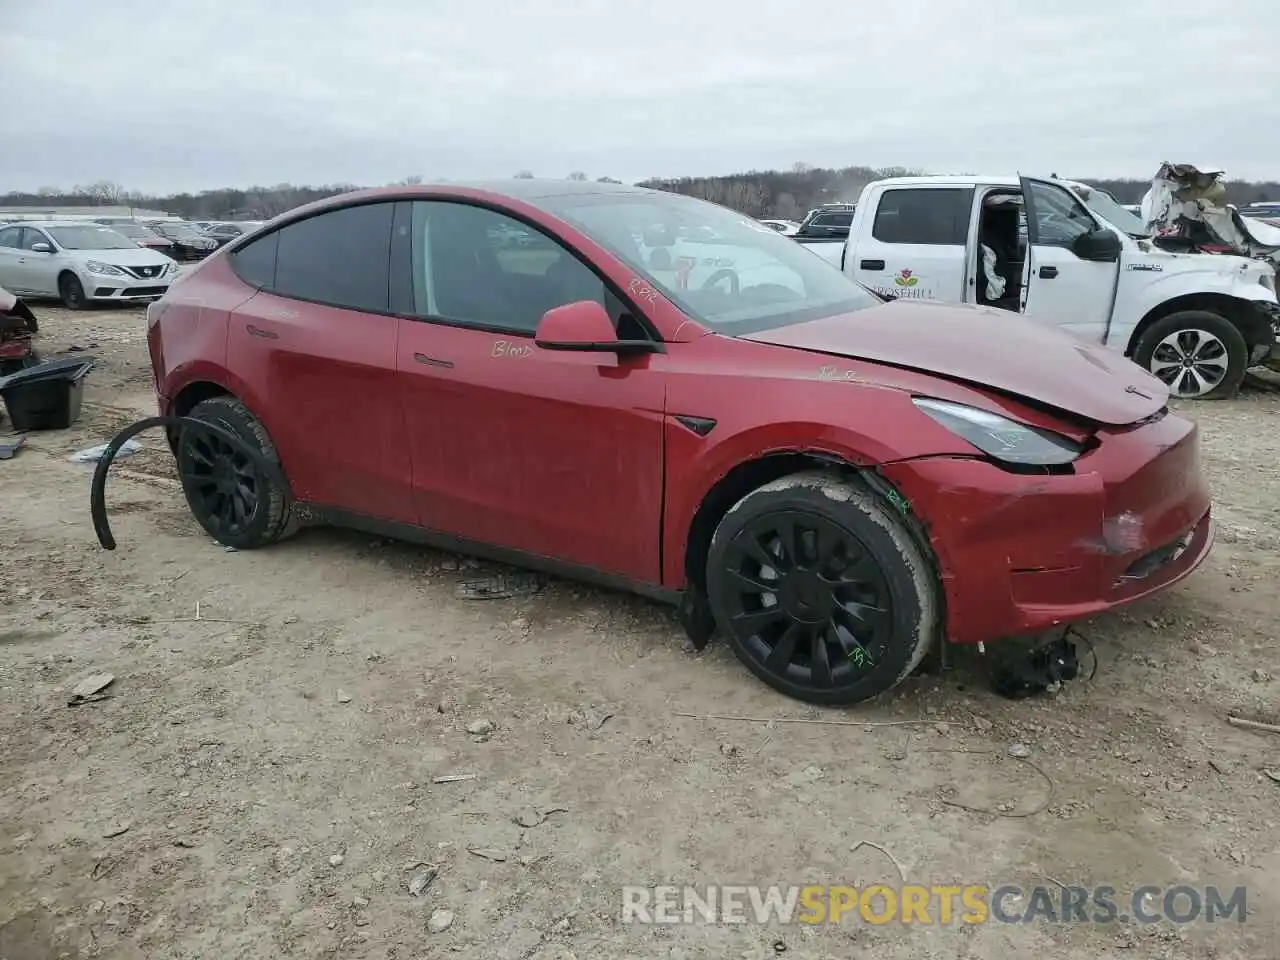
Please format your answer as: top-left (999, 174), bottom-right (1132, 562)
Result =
top-left (620, 884), bottom-right (1246, 926)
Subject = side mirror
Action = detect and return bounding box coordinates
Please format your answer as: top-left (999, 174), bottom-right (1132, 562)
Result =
top-left (30, 242), bottom-right (53, 254)
top-left (534, 300), bottom-right (658, 356)
top-left (1071, 226), bottom-right (1122, 263)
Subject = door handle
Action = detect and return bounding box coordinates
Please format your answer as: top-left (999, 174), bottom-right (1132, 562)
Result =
top-left (245, 324), bottom-right (278, 339)
top-left (413, 352), bottom-right (454, 369)
top-left (1038, 266), bottom-right (1059, 279)
top-left (860, 259), bottom-right (885, 271)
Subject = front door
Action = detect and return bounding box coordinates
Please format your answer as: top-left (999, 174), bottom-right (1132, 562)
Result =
top-left (395, 199), bottom-right (666, 583)
top-left (848, 185), bottom-right (973, 301)
top-left (223, 201), bottom-right (417, 524)
top-left (1019, 177), bottom-right (1121, 343)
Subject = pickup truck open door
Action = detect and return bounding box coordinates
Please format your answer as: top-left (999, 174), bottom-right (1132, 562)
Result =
top-left (1018, 176), bottom-right (1123, 345)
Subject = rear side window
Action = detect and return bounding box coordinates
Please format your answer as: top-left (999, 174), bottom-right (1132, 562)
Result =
top-left (231, 203), bottom-right (394, 312)
top-left (230, 230), bottom-right (278, 288)
top-left (872, 188), bottom-right (973, 245)
top-left (273, 203), bottom-right (394, 312)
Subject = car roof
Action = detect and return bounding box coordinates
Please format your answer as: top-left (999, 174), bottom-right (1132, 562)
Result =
top-left (870, 175), bottom-right (1024, 188)
top-left (2, 220), bottom-right (122, 229)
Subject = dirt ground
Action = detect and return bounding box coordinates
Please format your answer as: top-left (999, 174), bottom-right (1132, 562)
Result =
top-left (1, 302), bottom-right (1278, 960)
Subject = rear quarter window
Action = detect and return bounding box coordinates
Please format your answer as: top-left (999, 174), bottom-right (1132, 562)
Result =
top-left (230, 230), bottom-right (279, 288)
top-left (872, 188), bottom-right (974, 245)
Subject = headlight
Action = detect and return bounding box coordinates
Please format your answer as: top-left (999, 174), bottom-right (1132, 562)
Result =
top-left (913, 398), bottom-right (1084, 465)
top-left (1260, 272), bottom-right (1275, 293)
top-left (85, 260), bottom-right (124, 276)
top-left (162, 261), bottom-right (177, 276)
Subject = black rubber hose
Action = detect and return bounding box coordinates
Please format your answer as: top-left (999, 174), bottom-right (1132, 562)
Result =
top-left (90, 415), bottom-right (286, 551)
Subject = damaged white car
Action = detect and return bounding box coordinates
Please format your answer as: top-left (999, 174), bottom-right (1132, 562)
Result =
top-left (1140, 163), bottom-right (1280, 274)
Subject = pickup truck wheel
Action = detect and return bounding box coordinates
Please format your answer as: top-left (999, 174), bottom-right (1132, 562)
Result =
top-left (1133, 310), bottom-right (1248, 400)
top-left (177, 396), bottom-right (296, 549)
top-left (705, 471), bottom-right (938, 706)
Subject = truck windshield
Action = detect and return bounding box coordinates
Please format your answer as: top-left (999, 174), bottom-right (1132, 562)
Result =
top-left (1074, 186), bottom-right (1150, 238)
top-left (537, 191), bottom-right (882, 334)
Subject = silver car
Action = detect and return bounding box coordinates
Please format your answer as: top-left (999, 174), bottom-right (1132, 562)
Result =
top-left (0, 220), bottom-right (178, 309)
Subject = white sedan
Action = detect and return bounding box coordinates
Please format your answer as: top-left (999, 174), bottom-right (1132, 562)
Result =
top-left (0, 220), bottom-right (179, 309)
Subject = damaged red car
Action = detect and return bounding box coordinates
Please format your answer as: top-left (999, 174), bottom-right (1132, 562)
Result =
top-left (145, 180), bottom-right (1213, 705)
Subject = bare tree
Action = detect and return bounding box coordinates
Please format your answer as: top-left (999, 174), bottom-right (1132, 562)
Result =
top-left (567, 171), bottom-right (588, 181)
top-left (514, 170), bottom-right (535, 179)
top-left (85, 181), bottom-right (126, 204)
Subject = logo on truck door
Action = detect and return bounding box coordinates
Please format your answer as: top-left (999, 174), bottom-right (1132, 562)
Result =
top-left (894, 269), bottom-right (920, 288)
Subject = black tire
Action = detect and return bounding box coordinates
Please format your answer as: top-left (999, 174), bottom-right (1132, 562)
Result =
top-left (1132, 310), bottom-right (1248, 400)
top-left (59, 273), bottom-right (87, 310)
top-left (177, 396), bottom-right (295, 549)
top-left (705, 470), bottom-right (939, 706)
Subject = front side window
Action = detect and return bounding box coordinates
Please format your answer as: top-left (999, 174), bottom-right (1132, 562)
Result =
top-left (45, 226), bottom-right (138, 250)
top-left (1025, 180), bottom-right (1097, 247)
top-left (20, 229), bottom-right (51, 251)
top-left (535, 191), bottom-right (882, 335)
top-left (270, 203), bottom-right (394, 312)
top-left (872, 188), bottom-right (973, 245)
top-left (409, 201), bottom-right (614, 335)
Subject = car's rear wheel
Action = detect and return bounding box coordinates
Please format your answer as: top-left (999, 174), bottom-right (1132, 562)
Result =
top-left (705, 471), bottom-right (939, 706)
top-left (1132, 310), bottom-right (1248, 400)
top-left (58, 273), bottom-right (87, 310)
top-left (177, 396), bottom-right (296, 549)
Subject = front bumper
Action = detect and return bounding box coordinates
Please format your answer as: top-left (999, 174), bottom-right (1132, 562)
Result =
top-left (880, 410), bottom-right (1213, 645)
top-left (83, 266), bottom-right (174, 303)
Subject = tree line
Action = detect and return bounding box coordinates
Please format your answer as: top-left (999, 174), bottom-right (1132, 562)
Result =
top-left (2, 165), bottom-right (1277, 221)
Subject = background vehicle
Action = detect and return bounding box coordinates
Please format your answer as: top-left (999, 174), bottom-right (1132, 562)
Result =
top-left (147, 180), bottom-right (1212, 706)
top-left (143, 221), bottom-right (218, 260)
top-left (790, 203), bottom-right (856, 261)
top-left (758, 218), bottom-right (799, 235)
top-left (200, 221), bottom-right (266, 250)
top-left (0, 221), bottom-right (176, 308)
top-left (0, 284), bottom-right (40, 375)
top-left (95, 219), bottom-right (177, 256)
top-left (819, 175), bottom-right (1278, 399)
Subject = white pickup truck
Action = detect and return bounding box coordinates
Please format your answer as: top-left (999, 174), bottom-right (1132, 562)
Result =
top-left (807, 174), bottom-right (1280, 399)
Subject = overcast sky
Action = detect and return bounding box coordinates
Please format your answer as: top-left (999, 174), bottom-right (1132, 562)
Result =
top-left (1, 0), bottom-right (1275, 194)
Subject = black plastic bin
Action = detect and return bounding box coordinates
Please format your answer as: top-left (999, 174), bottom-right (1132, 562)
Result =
top-left (0, 357), bottom-right (95, 431)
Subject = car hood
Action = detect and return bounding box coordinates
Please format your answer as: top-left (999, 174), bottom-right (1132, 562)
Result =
top-left (73, 247), bottom-right (174, 266)
top-left (740, 299), bottom-right (1169, 426)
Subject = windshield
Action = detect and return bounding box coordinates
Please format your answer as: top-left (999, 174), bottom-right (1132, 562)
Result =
top-left (111, 223), bottom-right (153, 238)
top-left (47, 226), bottom-right (139, 250)
top-left (537, 191), bottom-right (881, 334)
top-left (1073, 185), bottom-right (1149, 237)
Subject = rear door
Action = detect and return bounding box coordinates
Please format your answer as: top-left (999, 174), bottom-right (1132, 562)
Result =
top-left (1019, 177), bottom-right (1120, 343)
top-left (0, 226), bottom-right (28, 293)
top-left (848, 186), bottom-right (973, 301)
top-left (224, 201), bottom-right (418, 524)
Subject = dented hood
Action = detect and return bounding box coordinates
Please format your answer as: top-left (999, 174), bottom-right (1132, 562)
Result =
top-left (741, 299), bottom-right (1169, 426)
top-left (1142, 162), bottom-right (1280, 260)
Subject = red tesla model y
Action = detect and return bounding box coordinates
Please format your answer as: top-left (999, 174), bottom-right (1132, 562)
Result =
top-left (146, 179), bottom-right (1213, 705)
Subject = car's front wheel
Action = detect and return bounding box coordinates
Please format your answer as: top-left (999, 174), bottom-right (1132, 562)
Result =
top-left (58, 273), bottom-right (87, 310)
top-left (1132, 310), bottom-right (1249, 400)
top-left (705, 471), bottom-right (939, 706)
top-left (177, 396), bottom-right (296, 549)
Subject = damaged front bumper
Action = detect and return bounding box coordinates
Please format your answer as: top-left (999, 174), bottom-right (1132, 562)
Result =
top-left (880, 410), bottom-right (1213, 645)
